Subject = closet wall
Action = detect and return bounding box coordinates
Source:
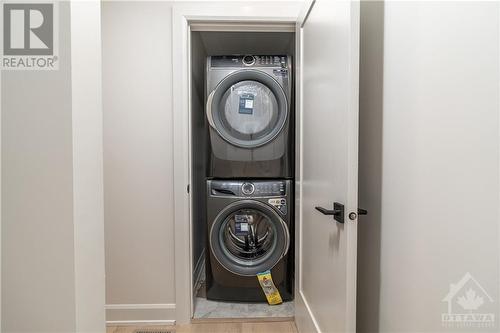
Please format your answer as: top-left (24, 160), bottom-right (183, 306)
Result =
top-left (101, 1), bottom-right (176, 322)
top-left (190, 31), bottom-right (209, 286)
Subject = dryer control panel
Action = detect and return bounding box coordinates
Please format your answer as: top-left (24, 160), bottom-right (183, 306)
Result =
top-left (209, 180), bottom-right (287, 197)
top-left (210, 55), bottom-right (289, 68)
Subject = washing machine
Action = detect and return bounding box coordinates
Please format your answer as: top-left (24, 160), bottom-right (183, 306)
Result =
top-left (205, 179), bottom-right (294, 302)
top-left (206, 55), bottom-right (293, 178)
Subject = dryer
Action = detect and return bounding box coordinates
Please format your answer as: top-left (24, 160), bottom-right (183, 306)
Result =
top-left (205, 179), bottom-right (294, 302)
top-left (206, 55), bottom-right (293, 178)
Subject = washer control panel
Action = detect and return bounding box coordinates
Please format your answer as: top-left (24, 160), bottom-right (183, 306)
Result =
top-left (210, 180), bottom-right (286, 197)
top-left (210, 55), bottom-right (288, 68)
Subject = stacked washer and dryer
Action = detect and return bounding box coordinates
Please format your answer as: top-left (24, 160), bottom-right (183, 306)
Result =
top-left (204, 55), bottom-right (294, 303)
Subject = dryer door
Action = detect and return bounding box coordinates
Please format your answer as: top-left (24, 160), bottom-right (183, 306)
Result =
top-left (207, 70), bottom-right (288, 149)
top-left (209, 200), bottom-right (290, 276)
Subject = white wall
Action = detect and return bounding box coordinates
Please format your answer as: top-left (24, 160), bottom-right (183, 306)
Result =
top-left (1, 2), bottom-right (105, 332)
top-left (2, 4), bottom-right (75, 331)
top-left (358, 1), bottom-right (500, 332)
top-left (101, 1), bottom-right (176, 324)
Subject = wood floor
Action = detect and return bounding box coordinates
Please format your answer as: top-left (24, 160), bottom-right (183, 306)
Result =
top-left (107, 320), bottom-right (297, 333)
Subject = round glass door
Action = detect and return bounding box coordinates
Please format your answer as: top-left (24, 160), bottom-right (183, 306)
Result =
top-left (207, 70), bottom-right (288, 148)
top-left (210, 201), bottom-right (289, 276)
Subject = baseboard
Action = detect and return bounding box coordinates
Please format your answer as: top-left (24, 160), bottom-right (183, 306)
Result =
top-left (105, 303), bottom-right (176, 324)
top-left (106, 320), bottom-right (175, 326)
top-left (105, 304), bottom-right (176, 310)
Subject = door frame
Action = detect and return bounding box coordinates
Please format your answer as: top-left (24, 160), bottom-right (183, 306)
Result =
top-left (171, 2), bottom-right (305, 324)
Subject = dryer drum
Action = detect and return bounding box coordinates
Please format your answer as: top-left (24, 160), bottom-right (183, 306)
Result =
top-left (207, 70), bottom-right (288, 149)
top-left (209, 200), bottom-right (290, 277)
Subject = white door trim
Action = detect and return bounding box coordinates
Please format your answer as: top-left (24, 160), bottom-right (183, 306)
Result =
top-left (70, 1), bottom-right (106, 331)
top-left (345, 3), bottom-right (361, 330)
top-left (190, 22), bottom-right (295, 32)
top-left (171, 3), bottom-right (301, 324)
top-left (0, 20), bottom-right (2, 331)
top-left (294, 1), bottom-right (322, 332)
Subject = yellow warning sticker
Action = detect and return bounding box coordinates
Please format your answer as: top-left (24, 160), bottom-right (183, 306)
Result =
top-left (257, 270), bottom-right (283, 305)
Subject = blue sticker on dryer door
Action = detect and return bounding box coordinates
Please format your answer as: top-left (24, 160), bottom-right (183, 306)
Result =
top-left (239, 94), bottom-right (255, 114)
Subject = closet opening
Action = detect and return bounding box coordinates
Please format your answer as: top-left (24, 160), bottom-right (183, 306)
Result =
top-left (190, 28), bottom-right (296, 320)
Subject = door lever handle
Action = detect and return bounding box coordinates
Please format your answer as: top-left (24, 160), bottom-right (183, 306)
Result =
top-left (315, 206), bottom-right (342, 216)
top-left (315, 202), bottom-right (345, 223)
top-left (358, 208), bottom-right (368, 215)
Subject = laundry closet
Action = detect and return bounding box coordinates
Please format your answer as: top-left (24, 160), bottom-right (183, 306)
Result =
top-left (102, 1), bottom-right (361, 332)
top-left (190, 30), bottom-right (296, 319)
top-left (6, 1), bottom-right (497, 333)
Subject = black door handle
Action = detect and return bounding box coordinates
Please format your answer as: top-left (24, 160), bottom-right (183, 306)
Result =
top-left (315, 206), bottom-right (342, 216)
top-left (315, 202), bottom-right (345, 223)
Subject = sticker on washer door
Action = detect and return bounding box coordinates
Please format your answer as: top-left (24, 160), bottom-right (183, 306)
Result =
top-left (234, 215), bottom-right (252, 235)
top-left (238, 94), bottom-right (255, 114)
top-left (257, 270), bottom-right (283, 305)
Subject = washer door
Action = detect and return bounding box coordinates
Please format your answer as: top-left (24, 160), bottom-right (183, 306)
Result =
top-left (207, 70), bottom-right (288, 148)
top-left (210, 200), bottom-right (290, 276)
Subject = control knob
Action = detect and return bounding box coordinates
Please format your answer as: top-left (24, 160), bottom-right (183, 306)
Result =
top-left (241, 182), bottom-right (255, 195)
top-left (242, 55), bottom-right (255, 66)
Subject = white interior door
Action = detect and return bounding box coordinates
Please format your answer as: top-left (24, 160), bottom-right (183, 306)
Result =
top-left (295, 1), bottom-right (360, 332)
